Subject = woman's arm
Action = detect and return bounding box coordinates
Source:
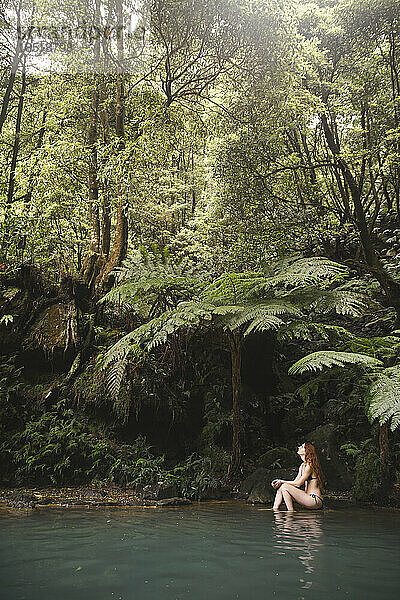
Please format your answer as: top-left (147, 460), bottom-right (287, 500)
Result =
top-left (272, 463), bottom-right (311, 488)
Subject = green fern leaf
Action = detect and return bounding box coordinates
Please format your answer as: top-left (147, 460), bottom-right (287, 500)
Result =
top-left (242, 314), bottom-right (284, 336)
top-left (367, 366), bottom-right (400, 431)
top-left (267, 257), bottom-right (348, 290)
top-left (289, 351), bottom-right (383, 375)
top-left (107, 359), bottom-right (127, 401)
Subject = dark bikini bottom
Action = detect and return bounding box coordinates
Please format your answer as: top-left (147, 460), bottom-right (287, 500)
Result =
top-left (309, 493), bottom-right (323, 510)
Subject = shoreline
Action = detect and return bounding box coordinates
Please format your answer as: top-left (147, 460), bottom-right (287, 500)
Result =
top-left (0, 486), bottom-right (384, 511)
top-left (0, 486), bottom-right (193, 509)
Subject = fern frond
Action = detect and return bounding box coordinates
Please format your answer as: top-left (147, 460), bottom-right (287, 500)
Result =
top-left (310, 290), bottom-right (368, 317)
top-left (102, 327), bottom-right (147, 369)
top-left (222, 301), bottom-right (301, 332)
top-left (242, 314), bottom-right (284, 336)
top-left (278, 321), bottom-right (356, 343)
top-left (114, 247), bottom-right (210, 283)
top-left (278, 320), bottom-right (319, 342)
top-left (252, 301), bottom-right (303, 316)
top-left (289, 351), bottom-right (383, 375)
top-left (346, 335), bottom-right (400, 361)
top-left (107, 358), bottom-right (128, 401)
top-left (282, 287), bottom-right (367, 317)
top-left (139, 301), bottom-right (214, 351)
top-left (267, 257), bottom-right (348, 290)
top-left (103, 301), bottom-right (216, 367)
top-left (99, 275), bottom-right (203, 306)
top-left (367, 366), bottom-right (400, 431)
top-left (204, 268), bottom-right (332, 303)
top-left (212, 305), bottom-right (244, 316)
top-left (202, 272), bottom-right (265, 304)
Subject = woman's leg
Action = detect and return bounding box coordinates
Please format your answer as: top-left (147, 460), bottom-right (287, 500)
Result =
top-left (280, 484), bottom-right (319, 511)
top-left (273, 487), bottom-right (283, 510)
top-left (281, 485), bottom-right (294, 511)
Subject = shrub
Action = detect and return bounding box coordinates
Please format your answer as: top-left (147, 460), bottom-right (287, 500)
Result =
top-left (172, 453), bottom-right (225, 499)
top-left (0, 401), bottom-right (169, 487)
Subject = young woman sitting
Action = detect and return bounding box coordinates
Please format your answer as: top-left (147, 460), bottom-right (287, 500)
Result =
top-left (271, 442), bottom-right (324, 511)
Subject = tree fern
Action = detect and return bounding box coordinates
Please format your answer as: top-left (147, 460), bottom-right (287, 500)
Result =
top-left (309, 289), bottom-right (368, 317)
top-left (263, 257), bottom-right (349, 290)
top-left (278, 321), bottom-right (356, 343)
top-left (99, 275), bottom-right (203, 307)
top-left (288, 351), bottom-right (383, 375)
top-left (202, 272), bottom-right (265, 304)
top-left (98, 253), bottom-right (375, 477)
top-left (222, 300), bottom-right (301, 333)
top-left (242, 314), bottom-right (285, 336)
top-left (102, 301), bottom-right (216, 399)
top-left (283, 287), bottom-right (367, 317)
top-left (202, 258), bottom-right (348, 302)
top-left (367, 366), bottom-right (400, 431)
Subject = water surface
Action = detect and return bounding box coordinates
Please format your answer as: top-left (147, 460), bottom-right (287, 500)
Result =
top-left (1, 501), bottom-right (399, 600)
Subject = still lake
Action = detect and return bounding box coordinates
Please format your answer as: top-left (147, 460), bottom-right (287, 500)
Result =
top-left (0, 501), bottom-right (399, 600)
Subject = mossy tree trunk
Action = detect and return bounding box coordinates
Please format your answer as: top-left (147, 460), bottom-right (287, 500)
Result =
top-left (81, 0), bottom-right (102, 290)
top-left (379, 422), bottom-right (392, 499)
top-left (227, 329), bottom-right (243, 482)
top-left (99, 78), bottom-right (111, 258)
top-left (96, 0), bottom-right (128, 293)
top-left (80, 70), bottom-right (101, 289)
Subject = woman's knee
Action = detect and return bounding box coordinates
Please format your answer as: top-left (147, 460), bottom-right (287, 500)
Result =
top-left (281, 483), bottom-right (289, 492)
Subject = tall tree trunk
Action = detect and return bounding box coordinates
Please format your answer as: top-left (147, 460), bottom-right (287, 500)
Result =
top-left (0, 1), bottom-right (35, 136)
top-left (80, 74), bottom-right (101, 288)
top-left (379, 423), bottom-right (392, 501)
top-left (18, 108), bottom-right (47, 259)
top-left (7, 64), bottom-right (26, 205)
top-left (0, 16), bottom-right (23, 135)
top-left (0, 63), bottom-right (26, 261)
top-left (96, 0), bottom-right (128, 293)
top-left (88, 83), bottom-right (100, 256)
top-left (0, 63), bottom-right (18, 137)
top-left (321, 113), bottom-right (400, 321)
top-left (81, 0), bottom-right (102, 288)
top-left (99, 77), bottom-right (111, 257)
top-left (228, 329), bottom-right (243, 481)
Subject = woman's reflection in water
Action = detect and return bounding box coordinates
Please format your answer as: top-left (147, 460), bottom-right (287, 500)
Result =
top-left (273, 510), bottom-right (323, 589)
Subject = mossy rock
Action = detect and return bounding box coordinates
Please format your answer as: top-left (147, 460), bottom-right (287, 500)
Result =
top-left (140, 483), bottom-right (178, 500)
top-left (306, 423), bottom-right (353, 490)
top-left (73, 359), bottom-right (108, 404)
top-left (257, 447), bottom-right (299, 469)
top-left (25, 301), bottom-right (77, 353)
top-left (353, 451), bottom-right (380, 502)
top-left (240, 467), bottom-right (297, 504)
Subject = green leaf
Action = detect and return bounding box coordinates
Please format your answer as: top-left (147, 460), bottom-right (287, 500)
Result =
top-left (367, 366), bottom-right (400, 431)
top-left (289, 351), bottom-right (383, 375)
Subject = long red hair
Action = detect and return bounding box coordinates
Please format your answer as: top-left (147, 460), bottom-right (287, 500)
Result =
top-left (304, 442), bottom-right (324, 490)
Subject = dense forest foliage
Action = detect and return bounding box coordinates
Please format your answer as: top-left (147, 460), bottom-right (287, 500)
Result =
top-left (1, 0), bottom-right (400, 504)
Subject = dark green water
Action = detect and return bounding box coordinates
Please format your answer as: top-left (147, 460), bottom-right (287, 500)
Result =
top-left (0, 502), bottom-right (399, 600)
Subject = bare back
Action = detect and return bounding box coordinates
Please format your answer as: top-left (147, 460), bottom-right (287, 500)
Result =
top-left (302, 462), bottom-right (322, 497)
